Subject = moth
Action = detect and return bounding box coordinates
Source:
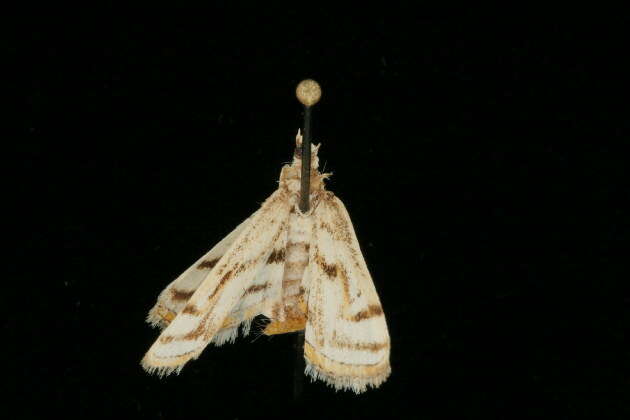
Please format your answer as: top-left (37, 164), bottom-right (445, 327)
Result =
top-left (142, 131), bottom-right (390, 393)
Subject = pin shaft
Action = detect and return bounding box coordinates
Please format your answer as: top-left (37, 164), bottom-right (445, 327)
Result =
top-left (293, 79), bottom-right (320, 400)
top-left (299, 106), bottom-right (312, 213)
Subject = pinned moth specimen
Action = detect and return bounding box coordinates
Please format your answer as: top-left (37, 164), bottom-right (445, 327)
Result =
top-left (142, 131), bottom-right (390, 393)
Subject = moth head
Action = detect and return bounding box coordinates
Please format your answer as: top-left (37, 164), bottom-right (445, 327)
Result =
top-left (279, 131), bottom-right (327, 196)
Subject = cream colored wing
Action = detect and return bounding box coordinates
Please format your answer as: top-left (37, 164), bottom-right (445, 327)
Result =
top-left (304, 192), bottom-right (390, 393)
top-left (210, 213), bottom-right (289, 345)
top-left (142, 189), bottom-right (291, 375)
top-left (146, 214), bottom-right (256, 329)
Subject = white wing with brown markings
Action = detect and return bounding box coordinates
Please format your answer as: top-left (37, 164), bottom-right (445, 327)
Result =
top-left (142, 189), bottom-right (292, 375)
top-left (304, 192), bottom-right (390, 393)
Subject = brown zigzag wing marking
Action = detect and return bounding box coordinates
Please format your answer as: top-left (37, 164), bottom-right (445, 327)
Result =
top-left (350, 304), bottom-right (384, 322)
top-left (170, 289), bottom-right (195, 302)
top-left (266, 248), bottom-right (285, 264)
top-left (197, 258), bottom-right (220, 270)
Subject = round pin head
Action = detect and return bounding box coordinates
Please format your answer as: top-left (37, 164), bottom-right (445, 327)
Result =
top-left (296, 79), bottom-right (321, 107)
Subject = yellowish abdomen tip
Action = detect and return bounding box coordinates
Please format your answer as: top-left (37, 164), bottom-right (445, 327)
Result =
top-left (296, 79), bottom-right (321, 107)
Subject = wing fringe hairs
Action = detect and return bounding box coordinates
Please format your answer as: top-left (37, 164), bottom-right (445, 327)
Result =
top-left (142, 131), bottom-right (391, 393)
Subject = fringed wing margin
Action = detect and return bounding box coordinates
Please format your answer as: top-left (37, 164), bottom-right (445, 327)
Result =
top-left (304, 192), bottom-right (391, 393)
top-left (146, 214), bottom-right (256, 329)
top-left (142, 189), bottom-right (291, 375)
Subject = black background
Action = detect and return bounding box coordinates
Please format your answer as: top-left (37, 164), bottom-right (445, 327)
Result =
top-left (9, 7), bottom-right (629, 419)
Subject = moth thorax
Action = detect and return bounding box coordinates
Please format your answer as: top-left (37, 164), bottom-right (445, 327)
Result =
top-left (279, 164), bottom-right (324, 197)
